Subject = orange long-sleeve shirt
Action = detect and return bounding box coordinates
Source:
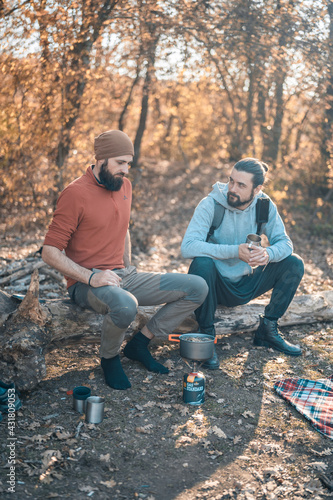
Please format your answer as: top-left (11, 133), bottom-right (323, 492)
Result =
top-left (43, 165), bottom-right (132, 288)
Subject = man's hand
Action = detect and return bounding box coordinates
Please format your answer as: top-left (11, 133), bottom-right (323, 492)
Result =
top-left (90, 270), bottom-right (122, 288)
top-left (239, 244), bottom-right (269, 267)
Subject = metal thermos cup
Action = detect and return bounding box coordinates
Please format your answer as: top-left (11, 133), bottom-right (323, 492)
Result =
top-left (72, 386), bottom-right (91, 413)
top-left (85, 396), bottom-right (105, 424)
top-left (246, 233), bottom-right (261, 247)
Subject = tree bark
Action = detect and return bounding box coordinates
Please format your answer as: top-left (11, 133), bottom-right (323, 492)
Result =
top-left (1, 272), bottom-right (333, 391)
top-left (132, 41), bottom-right (157, 169)
top-left (320, 0), bottom-right (333, 182)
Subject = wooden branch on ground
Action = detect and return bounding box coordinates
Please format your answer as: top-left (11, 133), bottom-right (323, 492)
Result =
top-left (0, 261), bottom-right (45, 285)
top-left (1, 270), bottom-right (333, 391)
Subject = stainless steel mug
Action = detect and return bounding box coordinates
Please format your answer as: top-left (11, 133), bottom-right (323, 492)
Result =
top-left (85, 396), bottom-right (105, 424)
top-left (72, 386), bottom-right (91, 413)
top-left (246, 233), bottom-right (262, 247)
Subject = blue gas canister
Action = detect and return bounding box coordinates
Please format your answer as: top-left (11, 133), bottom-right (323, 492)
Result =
top-left (183, 372), bottom-right (205, 405)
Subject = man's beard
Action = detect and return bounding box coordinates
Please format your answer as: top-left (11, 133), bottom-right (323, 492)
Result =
top-left (227, 188), bottom-right (255, 208)
top-left (99, 163), bottom-right (124, 191)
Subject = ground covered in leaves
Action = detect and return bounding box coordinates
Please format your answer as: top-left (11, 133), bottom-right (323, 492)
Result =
top-left (1, 159), bottom-right (333, 499)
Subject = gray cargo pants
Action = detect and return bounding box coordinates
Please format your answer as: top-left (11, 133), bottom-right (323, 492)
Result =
top-left (68, 266), bottom-right (208, 358)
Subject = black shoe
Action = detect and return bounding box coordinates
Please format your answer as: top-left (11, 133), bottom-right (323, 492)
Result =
top-left (202, 346), bottom-right (220, 370)
top-left (253, 315), bottom-right (302, 356)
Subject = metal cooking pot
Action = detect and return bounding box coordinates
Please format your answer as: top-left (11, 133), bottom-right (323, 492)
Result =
top-left (179, 333), bottom-right (215, 361)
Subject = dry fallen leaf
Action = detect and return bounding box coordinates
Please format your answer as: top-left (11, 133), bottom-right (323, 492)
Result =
top-left (311, 448), bottom-right (333, 456)
top-left (157, 403), bottom-right (172, 409)
top-left (135, 425), bottom-right (153, 434)
top-left (164, 359), bottom-right (174, 369)
top-left (161, 411), bottom-right (172, 419)
top-left (221, 343), bottom-right (231, 350)
top-left (202, 479), bottom-right (220, 488)
top-left (39, 474), bottom-right (53, 484)
top-left (26, 421), bottom-right (41, 430)
top-left (207, 392), bottom-right (217, 398)
top-left (78, 485), bottom-right (96, 493)
top-left (100, 479), bottom-right (117, 488)
top-left (242, 410), bottom-right (255, 419)
top-left (31, 433), bottom-right (52, 443)
top-left (55, 430), bottom-right (73, 440)
top-left (51, 472), bottom-right (64, 481)
top-left (309, 462), bottom-right (328, 472)
top-left (142, 376), bottom-right (153, 384)
top-left (41, 450), bottom-right (62, 466)
top-left (211, 426), bottom-right (227, 439)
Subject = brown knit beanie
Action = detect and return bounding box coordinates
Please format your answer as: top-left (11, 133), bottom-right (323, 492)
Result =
top-left (94, 130), bottom-right (134, 160)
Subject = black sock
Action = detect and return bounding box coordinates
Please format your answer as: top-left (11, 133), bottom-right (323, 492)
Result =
top-left (123, 331), bottom-right (169, 374)
top-left (101, 355), bottom-right (131, 390)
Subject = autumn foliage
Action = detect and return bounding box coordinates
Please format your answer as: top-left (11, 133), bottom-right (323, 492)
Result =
top-left (0, 0), bottom-right (332, 229)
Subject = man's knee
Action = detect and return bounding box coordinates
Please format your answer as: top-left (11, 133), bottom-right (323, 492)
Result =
top-left (285, 253), bottom-right (304, 279)
top-left (109, 294), bottom-right (138, 329)
top-left (189, 257), bottom-right (216, 277)
top-left (186, 274), bottom-right (209, 304)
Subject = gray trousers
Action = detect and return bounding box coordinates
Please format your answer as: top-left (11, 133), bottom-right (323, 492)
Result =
top-left (68, 266), bottom-right (208, 358)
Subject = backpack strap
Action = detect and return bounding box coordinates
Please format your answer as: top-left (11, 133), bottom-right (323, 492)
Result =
top-left (206, 194), bottom-right (270, 241)
top-left (256, 194), bottom-right (270, 235)
top-left (206, 199), bottom-right (225, 242)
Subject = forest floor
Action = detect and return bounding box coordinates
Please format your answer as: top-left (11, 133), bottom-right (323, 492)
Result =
top-left (0, 159), bottom-right (333, 499)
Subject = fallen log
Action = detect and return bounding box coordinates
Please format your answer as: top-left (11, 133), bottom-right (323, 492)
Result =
top-left (1, 271), bottom-right (333, 391)
top-left (0, 260), bottom-right (45, 285)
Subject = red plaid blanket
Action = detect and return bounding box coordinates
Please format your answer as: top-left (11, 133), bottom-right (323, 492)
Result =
top-left (274, 376), bottom-right (333, 439)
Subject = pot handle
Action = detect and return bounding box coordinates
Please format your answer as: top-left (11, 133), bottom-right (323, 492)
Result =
top-left (168, 333), bottom-right (217, 344)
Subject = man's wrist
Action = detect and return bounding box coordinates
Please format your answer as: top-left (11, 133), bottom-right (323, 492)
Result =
top-left (88, 272), bottom-right (96, 286)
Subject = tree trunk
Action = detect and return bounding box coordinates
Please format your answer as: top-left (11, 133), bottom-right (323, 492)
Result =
top-left (320, 0), bottom-right (333, 183)
top-left (132, 43), bottom-right (157, 169)
top-left (1, 272), bottom-right (333, 391)
top-left (118, 70), bottom-right (141, 131)
top-left (269, 70), bottom-right (285, 164)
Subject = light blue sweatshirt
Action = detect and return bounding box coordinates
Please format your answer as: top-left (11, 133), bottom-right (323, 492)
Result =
top-left (181, 182), bottom-right (293, 282)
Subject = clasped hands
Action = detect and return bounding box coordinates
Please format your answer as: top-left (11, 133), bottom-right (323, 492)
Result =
top-left (239, 243), bottom-right (269, 268)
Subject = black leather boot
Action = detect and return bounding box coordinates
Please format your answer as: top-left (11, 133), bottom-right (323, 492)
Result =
top-left (202, 346), bottom-right (220, 370)
top-left (253, 315), bottom-right (302, 356)
top-left (198, 328), bottom-right (220, 370)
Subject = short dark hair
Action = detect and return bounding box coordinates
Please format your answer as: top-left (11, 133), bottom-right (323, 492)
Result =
top-left (233, 158), bottom-right (269, 187)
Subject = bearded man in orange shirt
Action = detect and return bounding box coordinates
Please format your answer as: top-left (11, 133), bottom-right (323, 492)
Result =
top-left (42, 130), bottom-right (208, 390)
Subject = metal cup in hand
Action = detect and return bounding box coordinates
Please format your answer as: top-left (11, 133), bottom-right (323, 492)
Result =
top-left (246, 233), bottom-right (262, 247)
top-left (246, 234), bottom-right (261, 269)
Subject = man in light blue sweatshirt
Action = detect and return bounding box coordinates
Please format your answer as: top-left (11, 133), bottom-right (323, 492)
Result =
top-left (181, 158), bottom-right (304, 369)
